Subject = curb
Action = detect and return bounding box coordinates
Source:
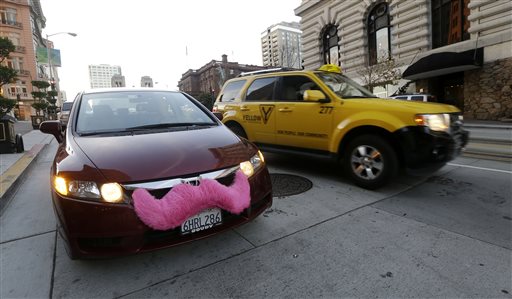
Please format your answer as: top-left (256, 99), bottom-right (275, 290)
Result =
top-left (0, 143), bottom-right (47, 214)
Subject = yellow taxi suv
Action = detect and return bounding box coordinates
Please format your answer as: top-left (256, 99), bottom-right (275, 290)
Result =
top-left (213, 65), bottom-right (469, 190)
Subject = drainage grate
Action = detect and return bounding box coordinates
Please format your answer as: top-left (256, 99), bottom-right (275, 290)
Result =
top-left (270, 173), bottom-right (313, 198)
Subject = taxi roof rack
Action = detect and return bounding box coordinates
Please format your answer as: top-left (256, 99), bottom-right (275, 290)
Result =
top-left (238, 67), bottom-right (298, 77)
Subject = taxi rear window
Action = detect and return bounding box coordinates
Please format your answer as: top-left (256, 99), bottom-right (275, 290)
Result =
top-left (219, 80), bottom-right (246, 102)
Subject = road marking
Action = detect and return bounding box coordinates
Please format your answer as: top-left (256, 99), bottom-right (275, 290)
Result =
top-left (447, 163), bottom-right (512, 174)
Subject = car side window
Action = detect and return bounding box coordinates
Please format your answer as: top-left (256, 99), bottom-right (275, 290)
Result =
top-left (395, 96), bottom-right (408, 100)
top-left (411, 96), bottom-right (424, 101)
top-left (245, 77), bottom-right (277, 102)
top-left (218, 80), bottom-right (246, 102)
top-left (279, 76), bottom-right (320, 102)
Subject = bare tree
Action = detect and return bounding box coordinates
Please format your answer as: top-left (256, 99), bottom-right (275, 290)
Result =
top-left (278, 44), bottom-right (300, 69)
top-left (357, 54), bottom-right (402, 93)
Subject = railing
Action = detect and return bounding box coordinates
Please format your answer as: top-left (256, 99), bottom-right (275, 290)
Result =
top-left (16, 69), bottom-right (31, 76)
top-left (0, 19), bottom-right (23, 29)
top-left (7, 91), bottom-right (28, 98)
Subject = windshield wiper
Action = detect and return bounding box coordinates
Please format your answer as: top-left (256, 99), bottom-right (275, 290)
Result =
top-left (78, 130), bottom-right (128, 136)
top-left (125, 122), bottom-right (216, 130)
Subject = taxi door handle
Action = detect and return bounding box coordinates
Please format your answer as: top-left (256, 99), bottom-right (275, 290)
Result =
top-left (278, 108), bottom-right (292, 112)
top-left (240, 105), bottom-right (250, 111)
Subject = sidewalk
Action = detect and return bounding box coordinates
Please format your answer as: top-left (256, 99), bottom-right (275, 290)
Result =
top-left (0, 121), bottom-right (54, 209)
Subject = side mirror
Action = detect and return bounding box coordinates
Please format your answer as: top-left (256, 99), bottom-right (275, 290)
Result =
top-left (303, 90), bottom-right (328, 103)
top-left (39, 120), bottom-right (63, 143)
top-left (213, 112), bottom-right (223, 121)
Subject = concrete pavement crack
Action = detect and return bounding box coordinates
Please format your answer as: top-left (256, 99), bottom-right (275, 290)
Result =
top-left (0, 230), bottom-right (56, 245)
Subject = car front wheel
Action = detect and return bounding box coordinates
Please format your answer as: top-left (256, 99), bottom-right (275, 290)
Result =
top-left (343, 135), bottom-right (397, 190)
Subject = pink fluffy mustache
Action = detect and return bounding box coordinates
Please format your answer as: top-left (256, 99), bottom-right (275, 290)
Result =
top-left (132, 170), bottom-right (251, 231)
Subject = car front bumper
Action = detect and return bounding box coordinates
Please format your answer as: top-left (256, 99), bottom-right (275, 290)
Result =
top-left (394, 126), bottom-right (469, 170)
top-left (51, 167), bottom-right (272, 259)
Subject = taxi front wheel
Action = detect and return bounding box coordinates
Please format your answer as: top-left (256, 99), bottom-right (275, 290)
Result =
top-left (343, 135), bottom-right (397, 190)
top-left (227, 123), bottom-right (247, 139)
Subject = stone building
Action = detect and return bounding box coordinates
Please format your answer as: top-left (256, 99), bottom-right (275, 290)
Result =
top-left (141, 76), bottom-right (153, 87)
top-left (295, 0), bottom-right (512, 120)
top-left (178, 54), bottom-right (270, 98)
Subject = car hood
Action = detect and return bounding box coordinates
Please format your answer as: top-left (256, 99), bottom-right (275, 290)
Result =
top-left (73, 126), bottom-right (252, 183)
top-left (344, 98), bottom-right (461, 114)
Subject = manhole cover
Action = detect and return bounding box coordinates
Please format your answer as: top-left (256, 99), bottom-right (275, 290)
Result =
top-left (270, 173), bottom-right (312, 198)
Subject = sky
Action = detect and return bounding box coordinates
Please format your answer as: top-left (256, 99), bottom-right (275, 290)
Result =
top-left (39, 0), bottom-right (301, 100)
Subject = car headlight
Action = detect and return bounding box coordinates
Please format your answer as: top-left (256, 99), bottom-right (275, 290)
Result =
top-left (414, 114), bottom-right (450, 132)
top-left (53, 176), bottom-right (124, 203)
top-left (239, 151), bottom-right (265, 177)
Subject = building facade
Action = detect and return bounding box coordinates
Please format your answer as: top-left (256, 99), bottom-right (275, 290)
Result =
top-left (295, 0), bottom-right (512, 120)
top-left (88, 64), bottom-right (122, 89)
top-left (178, 54), bottom-right (270, 98)
top-left (111, 74), bottom-right (125, 87)
top-left (261, 21), bottom-right (303, 69)
top-left (140, 76), bottom-right (153, 87)
top-left (0, 0), bottom-right (48, 120)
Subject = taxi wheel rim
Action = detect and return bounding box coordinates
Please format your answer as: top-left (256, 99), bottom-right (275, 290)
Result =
top-left (350, 145), bottom-right (383, 180)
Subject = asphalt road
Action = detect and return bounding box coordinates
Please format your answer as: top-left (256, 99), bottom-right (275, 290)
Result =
top-left (1, 140), bottom-right (511, 298)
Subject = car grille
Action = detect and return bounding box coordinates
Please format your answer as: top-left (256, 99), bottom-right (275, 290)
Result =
top-left (122, 168), bottom-right (237, 202)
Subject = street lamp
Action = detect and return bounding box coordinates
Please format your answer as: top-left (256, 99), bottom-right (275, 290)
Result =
top-left (46, 32), bottom-right (77, 82)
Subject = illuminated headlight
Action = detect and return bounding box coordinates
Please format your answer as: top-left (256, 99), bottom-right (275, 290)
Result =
top-left (53, 176), bottom-right (124, 203)
top-left (100, 183), bottom-right (124, 203)
top-left (239, 151), bottom-right (265, 177)
top-left (414, 114), bottom-right (450, 132)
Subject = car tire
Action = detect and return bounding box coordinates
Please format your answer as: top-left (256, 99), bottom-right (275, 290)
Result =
top-left (343, 134), bottom-right (397, 190)
top-left (227, 123), bottom-right (247, 139)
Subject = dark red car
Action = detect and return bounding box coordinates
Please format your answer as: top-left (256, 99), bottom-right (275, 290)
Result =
top-left (40, 89), bottom-right (272, 259)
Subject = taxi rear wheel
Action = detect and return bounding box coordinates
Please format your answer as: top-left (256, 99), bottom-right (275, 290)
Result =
top-left (227, 123), bottom-right (247, 139)
top-left (343, 135), bottom-right (397, 190)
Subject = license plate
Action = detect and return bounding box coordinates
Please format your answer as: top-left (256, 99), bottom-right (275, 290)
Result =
top-left (180, 208), bottom-right (222, 235)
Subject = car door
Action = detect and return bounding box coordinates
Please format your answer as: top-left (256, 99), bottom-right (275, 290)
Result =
top-left (239, 77), bottom-right (277, 144)
top-left (274, 75), bottom-right (333, 150)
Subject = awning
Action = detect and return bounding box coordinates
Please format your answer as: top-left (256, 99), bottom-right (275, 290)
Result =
top-left (402, 48), bottom-right (483, 80)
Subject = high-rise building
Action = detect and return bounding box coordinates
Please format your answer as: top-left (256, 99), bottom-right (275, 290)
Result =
top-left (261, 21), bottom-right (302, 69)
top-left (88, 64), bottom-right (122, 89)
top-left (0, 0), bottom-right (48, 120)
top-left (141, 76), bottom-right (153, 87)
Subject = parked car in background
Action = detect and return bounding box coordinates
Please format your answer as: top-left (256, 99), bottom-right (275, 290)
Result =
top-left (213, 64), bottom-right (468, 190)
top-left (39, 88), bottom-right (272, 259)
top-left (389, 94), bottom-right (437, 102)
top-left (57, 101), bottom-right (73, 126)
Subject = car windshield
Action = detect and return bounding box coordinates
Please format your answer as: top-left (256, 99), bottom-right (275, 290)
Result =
top-left (75, 91), bottom-right (217, 135)
top-left (314, 71), bottom-right (376, 98)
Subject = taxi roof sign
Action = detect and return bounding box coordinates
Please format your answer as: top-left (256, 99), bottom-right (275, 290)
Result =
top-left (318, 64), bottom-right (342, 73)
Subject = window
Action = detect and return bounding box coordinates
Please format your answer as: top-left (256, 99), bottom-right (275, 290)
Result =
top-left (432, 0), bottom-right (470, 48)
top-left (322, 25), bottom-right (339, 65)
top-left (245, 77), bottom-right (277, 102)
top-left (0, 7), bottom-right (17, 25)
top-left (7, 57), bottom-right (23, 71)
top-left (218, 80), bottom-right (246, 102)
top-left (368, 2), bottom-right (391, 65)
top-left (279, 76), bottom-right (320, 101)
